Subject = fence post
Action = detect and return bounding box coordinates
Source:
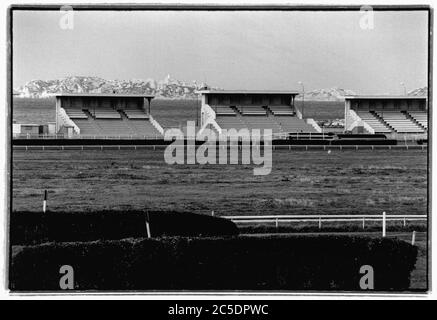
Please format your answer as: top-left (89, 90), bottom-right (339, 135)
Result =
top-left (403, 217), bottom-right (406, 227)
top-left (362, 217), bottom-right (365, 229)
top-left (382, 211), bottom-right (386, 237)
top-left (318, 217), bottom-right (322, 229)
top-left (145, 212), bottom-right (151, 238)
top-left (411, 231), bottom-right (416, 245)
top-left (275, 218), bottom-right (278, 229)
top-left (43, 190), bottom-right (47, 213)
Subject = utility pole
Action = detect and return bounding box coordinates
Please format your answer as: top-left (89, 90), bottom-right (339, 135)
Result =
top-left (298, 81), bottom-right (305, 119)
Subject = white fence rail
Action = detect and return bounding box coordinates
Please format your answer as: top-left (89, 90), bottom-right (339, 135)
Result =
top-left (222, 214), bottom-right (427, 228)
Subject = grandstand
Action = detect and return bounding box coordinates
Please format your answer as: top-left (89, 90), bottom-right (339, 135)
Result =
top-left (55, 93), bottom-right (164, 138)
top-left (197, 90), bottom-right (320, 136)
top-left (344, 96), bottom-right (427, 138)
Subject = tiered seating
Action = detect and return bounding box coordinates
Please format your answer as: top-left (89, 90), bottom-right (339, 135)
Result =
top-left (127, 120), bottom-right (161, 137)
top-left (63, 105), bottom-right (163, 137)
top-left (215, 106), bottom-right (236, 116)
top-left (408, 111), bottom-right (428, 129)
top-left (237, 106), bottom-right (266, 115)
top-left (64, 108), bottom-right (87, 119)
top-left (275, 117), bottom-right (317, 133)
top-left (215, 116), bottom-right (248, 130)
top-left (375, 111), bottom-right (424, 133)
top-left (269, 105), bottom-right (295, 116)
top-left (123, 109), bottom-right (149, 119)
top-left (94, 119), bottom-right (133, 136)
top-left (72, 119), bottom-right (101, 135)
top-left (93, 108), bottom-right (121, 119)
top-left (356, 111), bottom-right (392, 133)
top-left (243, 116), bottom-right (282, 133)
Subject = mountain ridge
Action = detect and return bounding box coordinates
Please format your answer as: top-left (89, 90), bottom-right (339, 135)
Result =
top-left (14, 76), bottom-right (427, 101)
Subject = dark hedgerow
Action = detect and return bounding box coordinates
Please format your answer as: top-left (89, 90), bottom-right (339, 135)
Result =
top-left (10, 210), bottom-right (239, 245)
top-left (10, 235), bottom-right (417, 291)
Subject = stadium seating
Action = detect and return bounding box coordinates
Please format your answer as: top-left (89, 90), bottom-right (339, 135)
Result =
top-left (72, 119), bottom-right (101, 135)
top-left (123, 119), bottom-right (161, 137)
top-left (94, 119), bottom-right (134, 136)
top-left (64, 106), bottom-right (162, 137)
top-left (215, 116), bottom-right (248, 130)
top-left (123, 109), bottom-right (150, 119)
top-left (64, 108), bottom-right (88, 119)
top-left (243, 116), bottom-right (283, 133)
top-left (275, 117), bottom-right (317, 133)
top-left (214, 104), bottom-right (316, 134)
top-left (356, 111), bottom-right (392, 133)
top-left (93, 107), bottom-right (121, 119)
top-left (268, 105), bottom-right (295, 116)
top-left (374, 111), bottom-right (424, 133)
top-left (237, 106), bottom-right (267, 115)
top-left (214, 106), bottom-right (236, 116)
top-left (407, 111), bottom-right (428, 130)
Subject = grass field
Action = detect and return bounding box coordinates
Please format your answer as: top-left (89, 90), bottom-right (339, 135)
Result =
top-left (12, 98), bottom-right (345, 126)
top-left (13, 149), bottom-right (427, 216)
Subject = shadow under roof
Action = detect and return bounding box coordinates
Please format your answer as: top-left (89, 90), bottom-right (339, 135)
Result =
top-left (54, 93), bottom-right (155, 98)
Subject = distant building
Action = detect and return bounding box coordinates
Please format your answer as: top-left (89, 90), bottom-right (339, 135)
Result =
top-left (197, 90), bottom-right (321, 135)
top-left (344, 95), bottom-right (427, 137)
top-left (54, 93), bottom-right (162, 138)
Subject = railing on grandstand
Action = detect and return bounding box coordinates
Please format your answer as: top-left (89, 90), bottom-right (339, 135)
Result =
top-left (12, 132), bottom-right (426, 141)
top-left (13, 132), bottom-right (334, 140)
top-left (12, 133), bottom-right (165, 140)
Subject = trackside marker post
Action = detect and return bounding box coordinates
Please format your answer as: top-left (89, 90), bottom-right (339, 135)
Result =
top-left (43, 190), bottom-right (47, 213)
top-left (411, 231), bottom-right (416, 245)
top-left (146, 212), bottom-right (151, 238)
top-left (382, 211), bottom-right (386, 237)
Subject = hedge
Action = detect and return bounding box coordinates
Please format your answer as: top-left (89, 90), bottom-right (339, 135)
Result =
top-left (10, 211), bottom-right (238, 245)
top-left (10, 235), bottom-right (417, 291)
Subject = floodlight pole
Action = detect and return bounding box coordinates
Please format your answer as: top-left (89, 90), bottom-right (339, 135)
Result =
top-left (196, 94), bottom-right (200, 128)
top-left (400, 82), bottom-right (407, 95)
top-left (298, 82), bottom-right (305, 119)
top-left (146, 211), bottom-right (151, 238)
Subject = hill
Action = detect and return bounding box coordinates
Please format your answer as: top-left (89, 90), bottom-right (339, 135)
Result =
top-left (14, 75), bottom-right (216, 99)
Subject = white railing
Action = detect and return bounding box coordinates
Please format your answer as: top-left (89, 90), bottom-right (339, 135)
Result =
top-left (222, 214), bottom-right (427, 226)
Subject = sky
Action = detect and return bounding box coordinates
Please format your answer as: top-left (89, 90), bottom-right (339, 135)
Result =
top-left (12, 9), bottom-right (429, 94)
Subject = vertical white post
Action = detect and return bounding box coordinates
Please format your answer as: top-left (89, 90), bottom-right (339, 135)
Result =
top-left (382, 211), bottom-right (386, 237)
top-left (275, 218), bottom-right (278, 229)
top-left (211, 210), bottom-right (214, 217)
top-left (318, 217), bottom-right (322, 229)
top-left (43, 190), bottom-right (47, 213)
top-left (411, 231), bottom-right (416, 245)
top-left (362, 217), bottom-right (365, 229)
top-left (146, 212), bottom-right (151, 238)
top-left (403, 217), bottom-right (406, 227)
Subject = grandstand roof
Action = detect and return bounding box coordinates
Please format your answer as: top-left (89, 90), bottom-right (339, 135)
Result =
top-left (54, 93), bottom-right (155, 98)
top-left (345, 95), bottom-right (426, 100)
top-left (197, 90), bottom-right (300, 95)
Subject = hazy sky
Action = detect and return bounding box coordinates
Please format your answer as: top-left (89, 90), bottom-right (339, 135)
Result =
top-left (13, 9), bottom-right (429, 94)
